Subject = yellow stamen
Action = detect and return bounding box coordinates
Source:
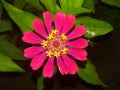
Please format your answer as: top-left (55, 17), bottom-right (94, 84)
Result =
top-left (52, 29), bottom-right (58, 35)
top-left (47, 34), bottom-right (54, 40)
top-left (61, 34), bottom-right (67, 40)
top-left (41, 40), bottom-right (48, 47)
top-left (61, 48), bottom-right (68, 54)
top-left (46, 51), bottom-right (53, 57)
top-left (54, 51), bottom-right (60, 57)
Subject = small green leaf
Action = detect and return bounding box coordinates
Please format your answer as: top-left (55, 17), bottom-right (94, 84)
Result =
top-left (77, 17), bottom-right (113, 38)
top-left (0, 51), bottom-right (24, 72)
top-left (0, 38), bottom-right (25, 60)
top-left (1, 0), bottom-right (37, 32)
top-left (83, 0), bottom-right (95, 13)
top-left (78, 60), bottom-right (105, 86)
top-left (59, 0), bottom-right (69, 13)
top-left (38, 76), bottom-right (44, 90)
top-left (71, 0), bottom-right (84, 8)
top-left (59, 0), bottom-right (89, 15)
top-left (25, 0), bottom-right (45, 11)
top-left (0, 3), bottom-right (3, 18)
top-left (101, 0), bottom-right (120, 8)
top-left (0, 20), bottom-right (12, 32)
top-left (59, 0), bottom-right (84, 14)
top-left (71, 7), bottom-right (92, 15)
top-left (14, 0), bottom-right (26, 9)
top-left (40, 0), bottom-right (61, 13)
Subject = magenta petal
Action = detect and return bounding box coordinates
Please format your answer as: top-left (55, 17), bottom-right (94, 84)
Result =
top-left (30, 53), bottom-right (46, 70)
top-left (67, 38), bottom-right (88, 48)
top-left (68, 48), bottom-right (87, 61)
top-left (62, 54), bottom-right (78, 74)
top-left (43, 56), bottom-right (54, 78)
top-left (24, 46), bottom-right (46, 58)
top-left (22, 32), bottom-right (42, 44)
top-left (62, 14), bottom-right (75, 34)
top-left (32, 18), bottom-right (47, 38)
top-left (54, 12), bottom-right (66, 33)
top-left (57, 56), bottom-right (68, 75)
top-left (67, 25), bottom-right (87, 40)
top-left (43, 11), bottom-right (52, 33)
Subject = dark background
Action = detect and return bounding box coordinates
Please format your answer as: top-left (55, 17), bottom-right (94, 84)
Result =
top-left (0, 2), bottom-right (120, 90)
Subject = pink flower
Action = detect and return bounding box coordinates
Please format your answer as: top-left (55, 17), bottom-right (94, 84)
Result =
top-left (22, 11), bottom-right (88, 78)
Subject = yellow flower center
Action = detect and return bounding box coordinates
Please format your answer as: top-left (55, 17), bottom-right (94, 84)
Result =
top-left (41, 40), bottom-right (48, 47)
top-left (61, 48), bottom-right (68, 54)
top-left (41, 30), bottom-right (68, 58)
top-left (61, 34), bottom-right (67, 40)
top-left (46, 51), bottom-right (53, 57)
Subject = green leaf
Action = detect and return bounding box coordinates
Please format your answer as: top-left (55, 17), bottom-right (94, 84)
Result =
top-left (0, 20), bottom-right (12, 32)
top-left (59, 0), bottom-right (91, 15)
top-left (59, 0), bottom-right (84, 12)
top-left (59, 0), bottom-right (69, 13)
top-left (40, 0), bottom-right (61, 13)
top-left (14, 0), bottom-right (26, 9)
top-left (0, 51), bottom-right (24, 72)
top-left (83, 0), bottom-right (95, 13)
top-left (78, 60), bottom-right (105, 86)
top-left (25, 0), bottom-right (45, 11)
top-left (59, 0), bottom-right (84, 13)
top-left (1, 0), bottom-right (37, 32)
top-left (101, 0), bottom-right (120, 8)
top-left (37, 76), bottom-right (44, 90)
top-left (71, 7), bottom-right (92, 15)
top-left (76, 17), bottom-right (113, 38)
top-left (0, 3), bottom-right (3, 18)
top-left (0, 38), bottom-right (25, 60)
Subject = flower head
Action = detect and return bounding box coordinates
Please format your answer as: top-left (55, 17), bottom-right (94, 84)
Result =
top-left (22, 11), bottom-right (88, 78)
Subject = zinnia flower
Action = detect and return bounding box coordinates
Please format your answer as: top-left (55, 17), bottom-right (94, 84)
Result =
top-left (22, 11), bottom-right (88, 78)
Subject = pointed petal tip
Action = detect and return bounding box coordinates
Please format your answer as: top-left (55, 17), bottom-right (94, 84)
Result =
top-left (43, 74), bottom-right (53, 78)
top-left (32, 18), bottom-right (48, 38)
top-left (67, 38), bottom-right (88, 48)
top-left (57, 57), bottom-right (69, 75)
top-left (30, 53), bottom-right (46, 71)
top-left (22, 32), bottom-right (42, 44)
top-left (43, 11), bottom-right (51, 15)
top-left (24, 46), bottom-right (45, 58)
top-left (43, 57), bottom-right (54, 78)
top-left (67, 25), bottom-right (87, 40)
top-left (62, 55), bottom-right (78, 75)
top-left (68, 48), bottom-right (88, 61)
top-left (43, 11), bottom-right (52, 33)
top-left (54, 12), bottom-right (66, 33)
top-left (62, 14), bottom-right (76, 34)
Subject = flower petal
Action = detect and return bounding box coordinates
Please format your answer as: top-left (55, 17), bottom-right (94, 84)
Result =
top-left (57, 56), bottom-right (68, 75)
top-left (67, 25), bottom-right (87, 40)
top-left (62, 54), bottom-right (78, 74)
top-left (67, 38), bottom-right (88, 48)
top-left (54, 12), bottom-right (66, 33)
top-left (43, 11), bottom-right (52, 34)
top-left (43, 56), bottom-right (54, 78)
top-left (22, 32), bottom-right (42, 44)
top-left (68, 48), bottom-right (87, 61)
top-left (61, 14), bottom-right (75, 34)
top-left (30, 53), bottom-right (46, 70)
top-left (32, 18), bottom-right (48, 38)
top-left (24, 46), bottom-right (46, 58)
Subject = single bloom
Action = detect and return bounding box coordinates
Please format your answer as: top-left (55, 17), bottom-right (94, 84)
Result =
top-left (22, 11), bottom-right (88, 78)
